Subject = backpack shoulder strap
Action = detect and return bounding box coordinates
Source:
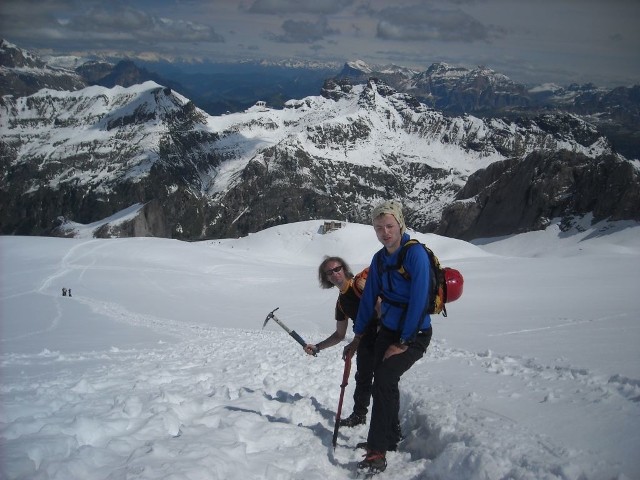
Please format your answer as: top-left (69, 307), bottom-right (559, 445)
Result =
top-left (396, 239), bottom-right (421, 278)
top-left (423, 244), bottom-right (441, 270)
top-left (376, 239), bottom-right (421, 280)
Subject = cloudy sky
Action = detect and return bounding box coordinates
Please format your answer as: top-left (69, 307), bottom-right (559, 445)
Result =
top-left (1, 0), bottom-right (639, 87)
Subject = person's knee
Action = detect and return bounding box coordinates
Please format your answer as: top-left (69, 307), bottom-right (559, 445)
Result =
top-left (373, 369), bottom-right (399, 390)
top-left (355, 372), bottom-right (373, 383)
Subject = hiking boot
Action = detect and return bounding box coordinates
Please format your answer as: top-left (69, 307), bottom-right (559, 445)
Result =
top-left (340, 412), bottom-right (366, 427)
top-left (357, 450), bottom-right (387, 473)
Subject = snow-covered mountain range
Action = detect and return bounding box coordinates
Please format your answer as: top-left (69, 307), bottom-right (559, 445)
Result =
top-left (1, 40), bottom-right (639, 240)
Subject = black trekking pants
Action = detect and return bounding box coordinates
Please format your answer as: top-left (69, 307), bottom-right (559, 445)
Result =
top-left (367, 326), bottom-right (432, 452)
top-left (352, 328), bottom-right (376, 417)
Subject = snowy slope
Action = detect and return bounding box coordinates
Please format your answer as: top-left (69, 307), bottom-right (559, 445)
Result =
top-left (1, 221), bottom-right (639, 479)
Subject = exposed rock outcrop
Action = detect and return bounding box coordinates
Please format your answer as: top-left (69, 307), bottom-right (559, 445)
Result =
top-left (437, 151), bottom-right (640, 240)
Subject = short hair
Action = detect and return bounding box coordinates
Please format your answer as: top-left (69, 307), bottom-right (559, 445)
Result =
top-left (318, 256), bottom-right (354, 289)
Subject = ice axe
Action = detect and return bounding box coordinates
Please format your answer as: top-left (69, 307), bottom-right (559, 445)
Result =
top-left (262, 307), bottom-right (316, 356)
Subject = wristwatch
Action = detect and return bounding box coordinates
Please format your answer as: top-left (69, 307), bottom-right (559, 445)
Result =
top-left (398, 338), bottom-right (408, 346)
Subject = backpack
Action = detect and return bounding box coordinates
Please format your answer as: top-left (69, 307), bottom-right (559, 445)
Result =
top-left (377, 239), bottom-right (463, 317)
top-left (352, 267), bottom-right (369, 297)
top-left (336, 267), bottom-right (370, 320)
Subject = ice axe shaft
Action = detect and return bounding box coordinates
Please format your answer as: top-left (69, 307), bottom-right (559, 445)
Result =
top-left (332, 350), bottom-right (353, 449)
top-left (263, 307), bottom-right (315, 355)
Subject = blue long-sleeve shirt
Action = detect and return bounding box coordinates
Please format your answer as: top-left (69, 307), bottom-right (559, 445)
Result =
top-left (354, 233), bottom-right (431, 342)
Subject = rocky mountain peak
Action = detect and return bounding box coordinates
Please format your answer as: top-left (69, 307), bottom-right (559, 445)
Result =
top-left (344, 59), bottom-right (373, 74)
top-left (0, 39), bottom-right (46, 69)
top-left (423, 62), bottom-right (468, 79)
top-left (75, 60), bottom-right (116, 84)
top-left (94, 59), bottom-right (161, 88)
top-left (0, 38), bottom-right (87, 97)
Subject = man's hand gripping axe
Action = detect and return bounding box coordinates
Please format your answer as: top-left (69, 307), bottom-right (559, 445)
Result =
top-left (262, 307), bottom-right (316, 356)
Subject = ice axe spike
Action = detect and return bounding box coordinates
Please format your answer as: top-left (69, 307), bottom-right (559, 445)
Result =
top-left (263, 307), bottom-right (316, 356)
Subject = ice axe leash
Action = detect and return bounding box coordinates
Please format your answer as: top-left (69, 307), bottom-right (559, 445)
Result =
top-left (262, 307), bottom-right (316, 356)
top-left (332, 349), bottom-right (353, 449)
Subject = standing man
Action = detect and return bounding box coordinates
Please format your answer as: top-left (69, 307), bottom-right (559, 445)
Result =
top-left (343, 200), bottom-right (433, 474)
top-left (303, 256), bottom-right (379, 428)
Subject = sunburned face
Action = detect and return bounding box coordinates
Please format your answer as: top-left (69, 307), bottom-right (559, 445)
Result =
top-left (373, 213), bottom-right (402, 253)
top-left (324, 260), bottom-right (346, 288)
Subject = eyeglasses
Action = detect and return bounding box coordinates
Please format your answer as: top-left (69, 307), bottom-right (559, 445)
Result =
top-left (325, 265), bottom-right (344, 276)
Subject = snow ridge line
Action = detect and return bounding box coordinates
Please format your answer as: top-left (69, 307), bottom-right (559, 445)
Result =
top-left (426, 342), bottom-right (640, 404)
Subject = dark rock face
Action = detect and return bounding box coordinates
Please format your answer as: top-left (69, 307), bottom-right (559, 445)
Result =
top-left (74, 61), bottom-right (115, 84)
top-left (320, 78), bottom-right (354, 101)
top-left (437, 151), bottom-right (640, 240)
top-left (201, 144), bottom-right (454, 239)
top-left (90, 200), bottom-right (170, 238)
top-left (412, 63), bottom-right (531, 113)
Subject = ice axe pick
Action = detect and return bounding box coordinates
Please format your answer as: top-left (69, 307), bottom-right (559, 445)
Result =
top-left (263, 307), bottom-right (316, 356)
